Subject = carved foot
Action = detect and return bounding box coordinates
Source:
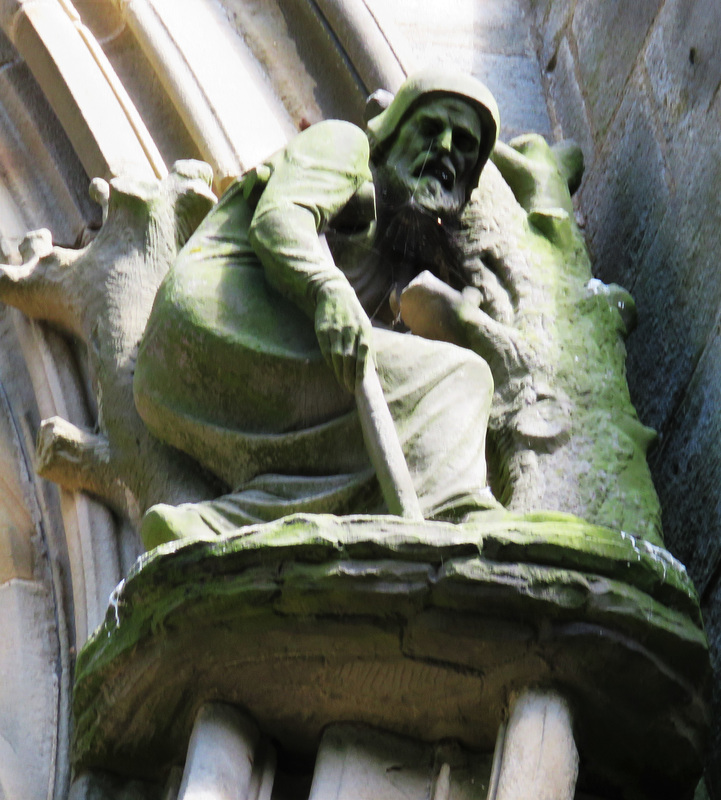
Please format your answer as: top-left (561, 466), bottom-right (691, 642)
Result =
top-left (140, 503), bottom-right (221, 549)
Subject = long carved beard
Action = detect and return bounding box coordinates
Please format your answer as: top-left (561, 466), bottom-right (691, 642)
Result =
top-left (374, 197), bottom-right (468, 293)
top-left (372, 158), bottom-right (469, 292)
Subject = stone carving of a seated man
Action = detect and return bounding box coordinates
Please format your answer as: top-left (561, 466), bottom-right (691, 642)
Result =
top-left (0, 68), bottom-right (664, 548)
top-left (134, 70), bottom-right (503, 544)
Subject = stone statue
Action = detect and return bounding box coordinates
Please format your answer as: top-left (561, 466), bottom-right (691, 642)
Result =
top-left (133, 69), bottom-right (663, 549)
top-left (0, 68), bottom-right (704, 800)
top-left (134, 71), bottom-right (504, 545)
top-left (0, 69), bottom-right (663, 550)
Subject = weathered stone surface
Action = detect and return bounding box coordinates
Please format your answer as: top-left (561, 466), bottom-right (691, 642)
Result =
top-left (133, 512), bottom-right (701, 618)
top-left (0, 384), bottom-right (36, 583)
top-left (458, 145), bottom-right (663, 543)
top-left (571, 0), bottom-right (662, 142)
top-left (472, 0), bottom-right (536, 58)
top-left (223, 0), bottom-right (376, 129)
top-left (178, 705), bottom-right (272, 800)
top-left (625, 125), bottom-right (721, 432)
top-left (546, 37), bottom-right (595, 170)
top-left (309, 725), bottom-right (435, 800)
top-left (383, 0), bottom-right (476, 70)
top-left (93, 26), bottom-right (201, 170)
top-left (649, 329), bottom-right (721, 595)
top-left (0, 163), bottom-right (220, 525)
top-left (0, 582), bottom-right (60, 800)
top-left (474, 52), bottom-right (552, 139)
top-left (579, 70), bottom-right (669, 292)
top-left (528, 0), bottom-right (553, 26)
top-left (275, 559), bottom-right (432, 617)
top-left (309, 724), bottom-right (492, 800)
top-left (627, 79), bottom-right (721, 800)
top-left (522, 5), bottom-right (721, 797)
top-left (643, 0), bottom-right (721, 182)
top-left (373, 0), bottom-right (551, 141)
top-left (72, 515), bottom-right (708, 798)
top-left (1, 0), bottom-right (167, 184)
top-left (494, 690), bottom-right (578, 800)
top-left (433, 557), bottom-right (705, 667)
top-left (538, 0), bottom-right (573, 72)
top-left (701, 577), bottom-right (721, 800)
top-left (0, 58), bottom-right (98, 248)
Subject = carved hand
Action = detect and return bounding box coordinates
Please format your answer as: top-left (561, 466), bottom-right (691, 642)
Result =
top-left (399, 271), bottom-right (522, 384)
top-left (315, 280), bottom-right (373, 393)
top-left (397, 271), bottom-right (468, 346)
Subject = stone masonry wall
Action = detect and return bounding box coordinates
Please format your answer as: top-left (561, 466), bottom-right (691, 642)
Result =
top-left (531, 0), bottom-right (721, 795)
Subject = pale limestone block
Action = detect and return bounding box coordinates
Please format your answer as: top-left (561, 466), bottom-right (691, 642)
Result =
top-left (308, 724), bottom-right (491, 800)
top-left (215, 0), bottom-right (330, 128)
top-left (311, 0), bottom-right (407, 94)
top-left (473, 51), bottom-right (552, 140)
top-left (571, 0), bottom-right (662, 140)
top-left (493, 689), bottom-right (578, 800)
top-left (578, 69), bottom-right (668, 294)
top-left (110, 0), bottom-right (294, 187)
top-left (12, 312), bottom-right (122, 642)
top-left (0, 380), bottom-right (35, 583)
top-left (178, 704), bottom-right (274, 800)
top-left (0, 511), bottom-right (33, 583)
top-left (0, 580), bottom-right (59, 800)
top-left (376, 0), bottom-right (477, 73)
top-left (547, 37), bottom-right (595, 169)
top-left (0, 0), bottom-right (164, 181)
top-left (539, 0), bottom-right (574, 70)
top-left (309, 724), bottom-right (434, 800)
top-left (365, 0), bottom-right (552, 139)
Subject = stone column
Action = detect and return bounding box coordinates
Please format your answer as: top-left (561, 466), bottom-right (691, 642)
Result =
top-left (177, 704), bottom-right (275, 800)
top-left (492, 689), bottom-right (578, 800)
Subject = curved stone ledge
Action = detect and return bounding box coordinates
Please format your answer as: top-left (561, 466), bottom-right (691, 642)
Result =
top-left (73, 512), bottom-right (710, 798)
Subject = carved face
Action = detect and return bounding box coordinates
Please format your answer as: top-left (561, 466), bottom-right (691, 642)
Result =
top-left (380, 97), bottom-right (482, 217)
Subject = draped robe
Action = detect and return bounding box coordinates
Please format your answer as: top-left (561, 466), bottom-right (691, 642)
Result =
top-left (134, 120), bottom-right (496, 533)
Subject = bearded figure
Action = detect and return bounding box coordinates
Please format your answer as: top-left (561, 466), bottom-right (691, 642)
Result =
top-left (133, 71), bottom-right (501, 544)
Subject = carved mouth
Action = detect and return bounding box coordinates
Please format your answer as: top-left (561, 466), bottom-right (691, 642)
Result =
top-left (416, 160), bottom-right (455, 190)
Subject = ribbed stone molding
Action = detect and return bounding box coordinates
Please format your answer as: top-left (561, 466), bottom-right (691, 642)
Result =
top-left (0, 0), bottom-right (165, 180)
top-left (310, 0), bottom-right (408, 94)
top-left (109, 0), bottom-right (295, 187)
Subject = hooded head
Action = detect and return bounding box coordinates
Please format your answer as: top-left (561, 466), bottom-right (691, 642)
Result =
top-left (366, 70), bottom-right (500, 205)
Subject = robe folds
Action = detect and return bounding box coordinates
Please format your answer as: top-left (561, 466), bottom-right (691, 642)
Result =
top-left (134, 120), bottom-right (495, 532)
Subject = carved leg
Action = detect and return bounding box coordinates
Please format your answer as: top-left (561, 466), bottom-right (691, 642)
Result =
top-left (178, 704), bottom-right (275, 800)
top-left (491, 689), bottom-right (578, 800)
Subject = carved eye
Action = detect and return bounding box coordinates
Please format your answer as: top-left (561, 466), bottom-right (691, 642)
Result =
top-left (419, 117), bottom-right (444, 137)
top-left (454, 130), bottom-right (479, 153)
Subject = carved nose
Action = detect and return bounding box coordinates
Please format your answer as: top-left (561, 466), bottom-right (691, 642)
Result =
top-left (437, 128), bottom-right (453, 152)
